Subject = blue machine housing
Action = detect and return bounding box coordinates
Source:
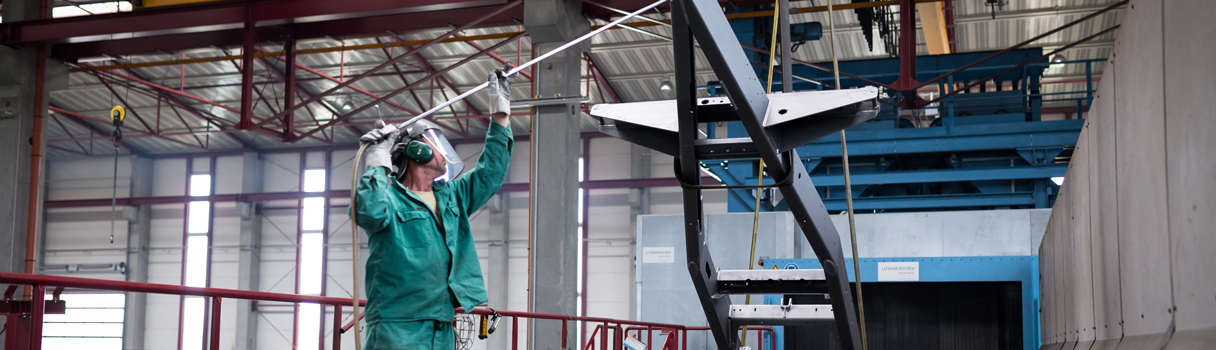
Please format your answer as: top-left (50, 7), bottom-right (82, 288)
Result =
top-left (705, 12), bottom-right (1091, 214)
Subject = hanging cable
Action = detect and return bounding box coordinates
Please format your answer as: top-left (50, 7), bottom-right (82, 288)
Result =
top-left (742, 3), bottom-right (782, 346)
top-left (825, 1), bottom-right (867, 349)
top-left (348, 146), bottom-right (367, 350)
top-left (109, 106), bottom-right (125, 244)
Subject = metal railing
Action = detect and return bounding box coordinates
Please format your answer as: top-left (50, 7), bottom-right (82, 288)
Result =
top-left (0, 272), bottom-right (697, 350)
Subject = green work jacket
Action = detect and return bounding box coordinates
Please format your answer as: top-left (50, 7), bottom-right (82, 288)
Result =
top-left (353, 122), bottom-right (513, 323)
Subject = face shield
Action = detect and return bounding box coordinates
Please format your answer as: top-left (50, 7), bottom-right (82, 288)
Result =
top-left (394, 120), bottom-right (464, 182)
top-left (419, 126), bottom-right (464, 181)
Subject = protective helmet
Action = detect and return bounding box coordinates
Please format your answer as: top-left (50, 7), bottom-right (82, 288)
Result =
top-left (390, 119), bottom-right (464, 182)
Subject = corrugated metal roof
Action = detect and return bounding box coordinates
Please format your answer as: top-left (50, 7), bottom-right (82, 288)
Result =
top-left (44, 0), bottom-right (1123, 159)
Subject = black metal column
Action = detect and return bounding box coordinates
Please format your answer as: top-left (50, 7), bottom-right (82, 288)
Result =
top-left (673, 1), bottom-right (734, 348)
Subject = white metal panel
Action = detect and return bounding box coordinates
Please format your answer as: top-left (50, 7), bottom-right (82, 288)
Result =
top-left (153, 158), bottom-right (188, 196)
top-left (1069, 130), bottom-right (1096, 344)
top-left (588, 137), bottom-right (633, 180)
top-left (1112, 0), bottom-right (1173, 344)
top-left (1091, 69), bottom-right (1124, 341)
top-left (212, 155), bottom-right (244, 195)
top-left (1163, 0), bottom-right (1216, 346)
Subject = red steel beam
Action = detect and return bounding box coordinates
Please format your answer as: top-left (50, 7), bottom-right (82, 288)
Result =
top-left (406, 45), bottom-right (485, 128)
top-left (238, 20), bottom-right (258, 129)
top-left (285, 60), bottom-right (468, 138)
top-left (282, 38), bottom-right (297, 141)
top-left (89, 72), bottom-right (157, 133)
top-left (584, 53), bottom-right (622, 103)
top-left (0, 271), bottom-right (365, 306)
top-left (87, 76), bottom-right (220, 150)
top-left (118, 67), bottom-right (266, 148)
top-left (289, 31), bottom-right (525, 142)
top-left (48, 105), bottom-right (262, 148)
top-left (89, 67), bottom-right (242, 125)
top-left (165, 103), bottom-right (210, 149)
top-left (464, 36), bottom-right (533, 80)
top-left (0, 0), bottom-right (503, 45)
top-left (47, 144), bottom-right (90, 157)
top-left (253, 1), bottom-right (521, 130)
top-left (48, 113), bottom-right (91, 155)
top-left (45, 175), bottom-right (719, 208)
top-left (377, 38), bottom-right (434, 114)
top-left (893, 0), bottom-right (918, 90)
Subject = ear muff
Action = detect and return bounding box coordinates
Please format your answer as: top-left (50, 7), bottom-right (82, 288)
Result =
top-left (405, 139), bottom-right (434, 163)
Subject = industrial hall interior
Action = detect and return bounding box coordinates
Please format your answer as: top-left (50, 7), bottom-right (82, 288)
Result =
top-left (0, 0), bottom-right (1211, 349)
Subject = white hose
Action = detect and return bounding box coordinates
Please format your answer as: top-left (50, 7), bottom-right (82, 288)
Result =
top-left (349, 144), bottom-right (369, 350)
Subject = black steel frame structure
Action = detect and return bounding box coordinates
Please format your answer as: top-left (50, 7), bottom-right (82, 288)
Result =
top-left (643, 0), bottom-right (874, 348)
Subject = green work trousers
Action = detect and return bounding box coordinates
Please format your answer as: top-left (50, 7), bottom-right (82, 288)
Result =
top-left (365, 320), bottom-right (454, 350)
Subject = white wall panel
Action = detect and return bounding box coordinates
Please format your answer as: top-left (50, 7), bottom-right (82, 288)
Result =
top-left (329, 150), bottom-right (357, 191)
top-left (1112, 1), bottom-right (1172, 345)
top-left (1070, 130), bottom-right (1096, 345)
top-left (45, 156), bottom-right (131, 200)
top-left (1091, 65), bottom-right (1124, 345)
top-left (153, 159), bottom-right (187, 196)
top-left (262, 153), bottom-right (301, 193)
top-left (1163, 0), bottom-right (1216, 346)
top-left (213, 155), bottom-right (244, 195)
top-left (588, 137), bottom-right (632, 180)
top-left (506, 140), bottom-right (531, 183)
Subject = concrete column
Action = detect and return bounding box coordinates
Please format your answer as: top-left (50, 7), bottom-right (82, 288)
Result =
top-left (0, 0), bottom-right (38, 277)
top-left (524, 0), bottom-right (587, 347)
top-left (627, 144), bottom-right (651, 319)
top-left (234, 152), bottom-right (263, 350)
top-left (485, 194), bottom-right (510, 350)
top-left (0, 0), bottom-right (64, 277)
top-left (123, 157), bottom-right (154, 350)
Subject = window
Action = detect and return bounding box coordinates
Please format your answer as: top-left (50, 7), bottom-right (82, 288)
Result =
top-left (297, 169), bottom-right (327, 350)
top-left (51, 1), bottom-right (132, 18)
top-left (182, 172), bottom-right (211, 350)
top-left (187, 201), bottom-right (210, 234)
top-left (189, 174), bottom-right (211, 197)
top-left (303, 169), bottom-right (327, 193)
top-left (576, 157), bottom-right (586, 341)
top-left (43, 293), bottom-right (125, 350)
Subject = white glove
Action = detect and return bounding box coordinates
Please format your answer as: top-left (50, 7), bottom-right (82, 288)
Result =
top-left (361, 120), bottom-right (400, 171)
top-left (487, 63), bottom-right (515, 115)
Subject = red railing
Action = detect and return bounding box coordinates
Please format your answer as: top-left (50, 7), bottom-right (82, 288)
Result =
top-left (0, 272), bottom-right (696, 350)
top-left (666, 326), bottom-right (777, 350)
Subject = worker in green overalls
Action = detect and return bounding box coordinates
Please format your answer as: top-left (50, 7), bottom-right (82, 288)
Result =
top-left (353, 67), bottom-right (514, 349)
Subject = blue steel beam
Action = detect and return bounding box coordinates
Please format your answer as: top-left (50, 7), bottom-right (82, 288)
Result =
top-left (808, 164), bottom-right (1067, 187)
top-left (797, 119), bottom-right (1083, 157)
top-left (710, 163), bottom-right (1068, 187)
top-left (821, 192), bottom-right (1035, 211)
top-left (707, 162), bottom-right (1062, 212)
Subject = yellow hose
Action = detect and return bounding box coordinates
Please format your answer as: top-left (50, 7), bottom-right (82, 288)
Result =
top-left (824, 1), bottom-right (867, 349)
top-left (349, 143), bottom-right (369, 350)
top-left (742, 3), bottom-right (782, 346)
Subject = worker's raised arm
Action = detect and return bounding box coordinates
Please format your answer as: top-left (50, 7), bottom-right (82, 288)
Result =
top-left (449, 67), bottom-right (514, 214)
top-left (449, 122), bottom-right (513, 215)
top-left (351, 121), bottom-right (402, 233)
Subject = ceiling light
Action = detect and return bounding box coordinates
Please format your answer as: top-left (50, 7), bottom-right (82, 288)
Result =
top-left (1051, 177), bottom-right (1065, 186)
top-left (340, 95), bottom-right (354, 110)
top-left (659, 76), bottom-right (672, 92)
top-left (1051, 54), bottom-right (1066, 63)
